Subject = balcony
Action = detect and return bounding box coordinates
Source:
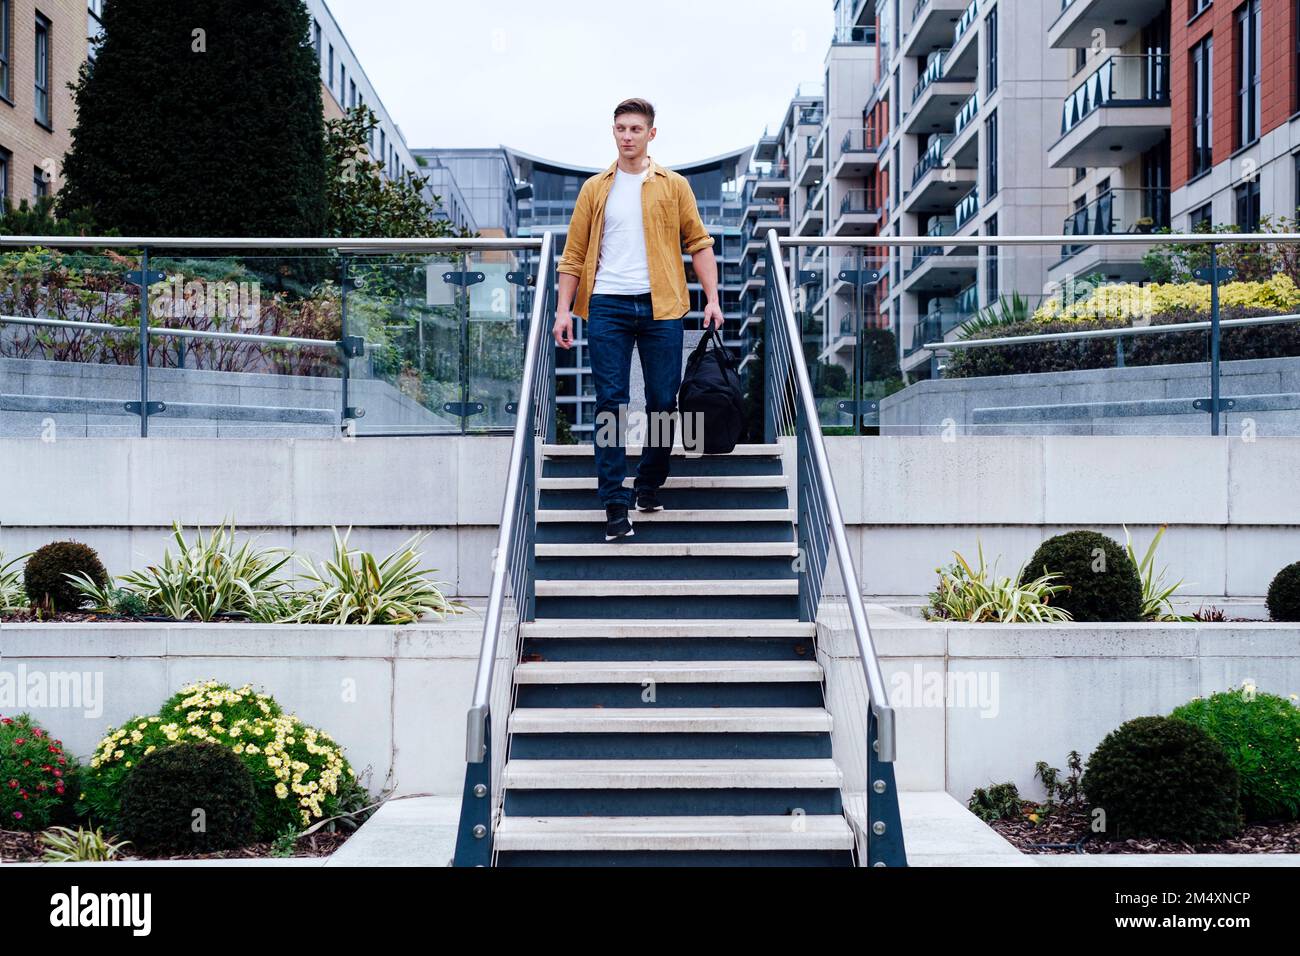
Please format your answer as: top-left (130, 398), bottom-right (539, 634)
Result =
top-left (852, 0), bottom-right (874, 27)
top-left (945, 0), bottom-right (981, 78)
top-left (754, 161), bottom-right (792, 197)
top-left (954, 185), bottom-right (979, 230)
top-left (798, 105), bottom-right (826, 128)
top-left (798, 134), bottom-right (825, 187)
top-left (1048, 0), bottom-right (1171, 51)
top-left (905, 301), bottom-right (973, 357)
top-left (903, 222), bottom-right (977, 293)
top-left (754, 129), bottom-right (781, 163)
top-left (833, 188), bottom-right (882, 236)
top-left (912, 135), bottom-right (953, 185)
top-left (905, 51), bottom-right (975, 136)
top-left (833, 127), bottom-right (882, 180)
top-left (904, 138), bottom-right (975, 215)
top-left (1053, 187), bottom-right (1171, 281)
top-left (835, 23), bottom-right (878, 44)
top-left (1048, 54), bottom-right (1170, 168)
top-left (904, 0), bottom-right (971, 58)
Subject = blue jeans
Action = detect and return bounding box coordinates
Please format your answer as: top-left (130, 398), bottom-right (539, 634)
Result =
top-left (587, 292), bottom-right (684, 507)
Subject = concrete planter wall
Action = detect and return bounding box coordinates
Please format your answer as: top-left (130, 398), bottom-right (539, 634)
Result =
top-left (2, 434), bottom-right (1298, 600)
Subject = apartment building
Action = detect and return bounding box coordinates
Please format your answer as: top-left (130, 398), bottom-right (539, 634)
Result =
top-left (0, 0), bottom-right (96, 208)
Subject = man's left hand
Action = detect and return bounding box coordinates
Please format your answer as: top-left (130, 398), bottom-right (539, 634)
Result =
top-left (702, 302), bottom-right (724, 330)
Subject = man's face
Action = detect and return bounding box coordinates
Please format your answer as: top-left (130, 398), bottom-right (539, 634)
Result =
top-left (613, 113), bottom-right (655, 158)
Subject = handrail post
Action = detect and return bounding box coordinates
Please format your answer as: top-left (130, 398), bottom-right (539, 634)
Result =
top-left (1208, 242), bottom-right (1221, 436)
top-left (138, 246), bottom-right (150, 437)
top-left (339, 253), bottom-right (351, 435)
top-left (866, 708), bottom-right (907, 867)
top-left (452, 711), bottom-right (492, 866)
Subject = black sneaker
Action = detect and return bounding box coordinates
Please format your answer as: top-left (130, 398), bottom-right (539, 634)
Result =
top-left (604, 503), bottom-right (634, 541)
top-left (635, 488), bottom-right (664, 512)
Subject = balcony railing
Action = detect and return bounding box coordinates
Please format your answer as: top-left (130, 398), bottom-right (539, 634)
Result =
top-left (912, 135), bottom-right (953, 185)
top-left (835, 23), bottom-right (878, 44)
top-left (913, 216), bottom-right (956, 266)
top-left (1060, 54), bottom-right (1170, 136)
top-left (912, 0), bottom-right (934, 23)
top-left (954, 185), bottom-right (979, 229)
top-left (799, 106), bottom-right (826, 126)
top-left (840, 188), bottom-right (880, 216)
top-left (953, 90), bottom-right (979, 138)
top-left (913, 50), bottom-right (949, 103)
top-left (956, 281), bottom-right (978, 316)
top-left (1061, 187), bottom-right (1171, 257)
top-left (953, 0), bottom-right (979, 46)
top-left (841, 127), bottom-right (881, 153)
top-left (757, 162), bottom-right (791, 180)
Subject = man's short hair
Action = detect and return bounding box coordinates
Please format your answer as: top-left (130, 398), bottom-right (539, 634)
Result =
top-left (614, 98), bottom-right (656, 127)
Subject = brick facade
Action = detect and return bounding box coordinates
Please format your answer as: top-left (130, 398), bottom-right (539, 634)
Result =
top-left (0, 0), bottom-right (87, 207)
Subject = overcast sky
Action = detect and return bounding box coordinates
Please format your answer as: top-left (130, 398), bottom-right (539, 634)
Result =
top-left (326, 0), bottom-right (835, 169)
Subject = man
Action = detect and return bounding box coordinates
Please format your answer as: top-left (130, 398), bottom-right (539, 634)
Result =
top-left (554, 97), bottom-right (724, 542)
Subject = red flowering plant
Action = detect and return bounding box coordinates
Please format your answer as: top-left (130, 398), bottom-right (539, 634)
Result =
top-left (0, 714), bottom-right (79, 831)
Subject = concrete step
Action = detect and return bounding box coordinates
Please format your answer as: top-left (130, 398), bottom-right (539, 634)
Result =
top-left (542, 444), bottom-right (782, 458)
top-left (522, 618), bottom-right (816, 639)
top-left (514, 660), bottom-right (823, 684)
top-left (534, 579), bottom-right (799, 597)
top-left (534, 541), bottom-right (800, 558)
top-left (508, 707), bottom-right (833, 734)
top-left (538, 508), bottom-right (795, 523)
top-left (503, 758), bottom-right (843, 790)
top-left (538, 475), bottom-right (786, 490)
top-left (494, 814), bottom-right (854, 852)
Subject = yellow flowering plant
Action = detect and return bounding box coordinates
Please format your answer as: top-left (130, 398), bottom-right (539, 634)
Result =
top-left (77, 680), bottom-right (356, 839)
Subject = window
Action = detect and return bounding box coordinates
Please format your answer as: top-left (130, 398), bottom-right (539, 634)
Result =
top-left (0, 0), bottom-right (10, 100)
top-left (1295, 153), bottom-right (1300, 214)
top-left (312, 19), bottom-right (321, 60)
top-left (87, 0), bottom-right (103, 60)
top-left (1191, 0), bottom-right (1212, 16)
top-left (1235, 178), bottom-right (1260, 231)
top-left (339, 64), bottom-right (346, 101)
top-left (1191, 37), bottom-right (1213, 176)
top-left (1075, 48), bottom-right (1087, 74)
top-left (0, 148), bottom-right (10, 208)
top-left (1074, 166), bottom-right (1086, 183)
top-left (1189, 202), bottom-right (1213, 231)
top-left (985, 8), bottom-right (998, 93)
top-left (327, 43), bottom-right (334, 87)
top-left (349, 80), bottom-right (356, 109)
top-left (34, 14), bottom-right (50, 127)
top-left (32, 165), bottom-right (46, 198)
top-left (1236, 0), bottom-right (1261, 147)
top-left (985, 110), bottom-right (998, 198)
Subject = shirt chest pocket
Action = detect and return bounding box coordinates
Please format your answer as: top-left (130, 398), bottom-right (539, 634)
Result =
top-left (650, 197), bottom-right (678, 240)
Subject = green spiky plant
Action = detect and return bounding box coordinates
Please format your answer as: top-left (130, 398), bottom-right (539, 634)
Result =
top-left (0, 550), bottom-right (28, 609)
top-left (926, 542), bottom-right (1073, 623)
top-left (39, 826), bottom-right (132, 863)
top-left (1123, 524), bottom-right (1194, 621)
top-left (955, 291), bottom-right (1034, 339)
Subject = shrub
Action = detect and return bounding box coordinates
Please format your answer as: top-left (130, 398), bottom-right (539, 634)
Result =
top-left (0, 714), bottom-right (78, 830)
top-left (78, 680), bottom-right (355, 839)
top-left (116, 520), bottom-right (292, 621)
top-left (1171, 689), bottom-right (1300, 822)
top-left (23, 541), bottom-right (108, 613)
top-left (284, 528), bottom-right (464, 625)
top-left (968, 782), bottom-right (1024, 822)
top-left (1021, 531), bottom-right (1143, 622)
top-left (119, 742), bottom-right (257, 855)
top-left (1081, 715), bottom-right (1241, 842)
top-left (926, 543), bottom-right (1072, 623)
top-left (39, 825), bottom-right (132, 862)
top-left (1124, 524), bottom-right (1191, 621)
top-left (1266, 561), bottom-right (1300, 622)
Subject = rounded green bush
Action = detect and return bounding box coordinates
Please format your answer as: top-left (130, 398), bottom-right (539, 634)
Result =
top-left (1265, 561), bottom-right (1300, 622)
top-left (1172, 689), bottom-right (1300, 821)
top-left (1081, 715), bottom-right (1241, 842)
top-left (23, 540), bottom-right (107, 613)
top-left (1021, 530), bottom-right (1142, 622)
top-left (119, 741), bottom-right (257, 855)
top-left (0, 714), bottom-right (79, 830)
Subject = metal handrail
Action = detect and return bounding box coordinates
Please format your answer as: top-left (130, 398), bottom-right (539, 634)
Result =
top-left (922, 311), bottom-right (1300, 351)
top-left (453, 231), bottom-right (555, 866)
top-left (764, 228), bottom-right (904, 866)
top-left (0, 235), bottom-right (543, 251)
top-left (0, 313), bottom-right (342, 349)
top-left (780, 233), bottom-right (1300, 247)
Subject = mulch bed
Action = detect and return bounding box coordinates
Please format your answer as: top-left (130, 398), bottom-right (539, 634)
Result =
top-left (989, 802), bottom-right (1300, 854)
top-left (1, 609), bottom-right (241, 623)
top-left (0, 828), bottom-right (350, 863)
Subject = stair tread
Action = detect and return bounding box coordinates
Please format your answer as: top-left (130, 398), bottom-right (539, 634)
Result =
top-left (514, 660), bottom-right (822, 683)
top-left (522, 619), bottom-right (816, 638)
top-left (503, 758), bottom-right (843, 789)
top-left (535, 579), bottom-right (798, 596)
top-left (540, 475), bottom-right (785, 490)
top-left (495, 814), bottom-right (854, 851)
top-left (542, 444), bottom-right (782, 457)
top-left (509, 707), bottom-right (833, 733)
top-left (537, 509), bottom-right (794, 523)
top-left (534, 541), bottom-right (799, 558)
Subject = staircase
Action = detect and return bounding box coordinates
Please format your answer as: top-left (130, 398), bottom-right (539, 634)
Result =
top-left (491, 442), bottom-right (856, 866)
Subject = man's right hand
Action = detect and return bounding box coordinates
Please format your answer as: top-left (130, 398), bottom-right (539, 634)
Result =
top-left (553, 311), bottom-right (575, 349)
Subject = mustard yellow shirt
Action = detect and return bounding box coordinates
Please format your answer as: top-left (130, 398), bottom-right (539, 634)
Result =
top-left (557, 155), bottom-right (715, 321)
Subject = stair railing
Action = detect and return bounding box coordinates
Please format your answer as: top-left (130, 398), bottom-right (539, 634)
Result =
top-left (762, 228), bottom-right (907, 867)
top-left (453, 230), bottom-right (557, 867)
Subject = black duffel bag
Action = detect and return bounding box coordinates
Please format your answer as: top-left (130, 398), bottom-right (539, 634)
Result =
top-left (677, 326), bottom-right (745, 454)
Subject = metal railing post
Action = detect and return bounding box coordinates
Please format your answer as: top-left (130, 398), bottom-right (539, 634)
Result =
top-left (866, 708), bottom-right (906, 867)
top-left (1208, 242), bottom-right (1222, 436)
top-left (451, 712), bottom-right (493, 866)
top-left (340, 253), bottom-right (350, 434)
top-left (138, 247), bottom-right (151, 437)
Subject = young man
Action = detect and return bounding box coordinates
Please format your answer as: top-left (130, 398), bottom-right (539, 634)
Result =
top-left (553, 97), bottom-right (724, 541)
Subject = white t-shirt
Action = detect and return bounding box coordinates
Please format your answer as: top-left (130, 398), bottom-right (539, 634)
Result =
top-left (593, 166), bottom-right (652, 294)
